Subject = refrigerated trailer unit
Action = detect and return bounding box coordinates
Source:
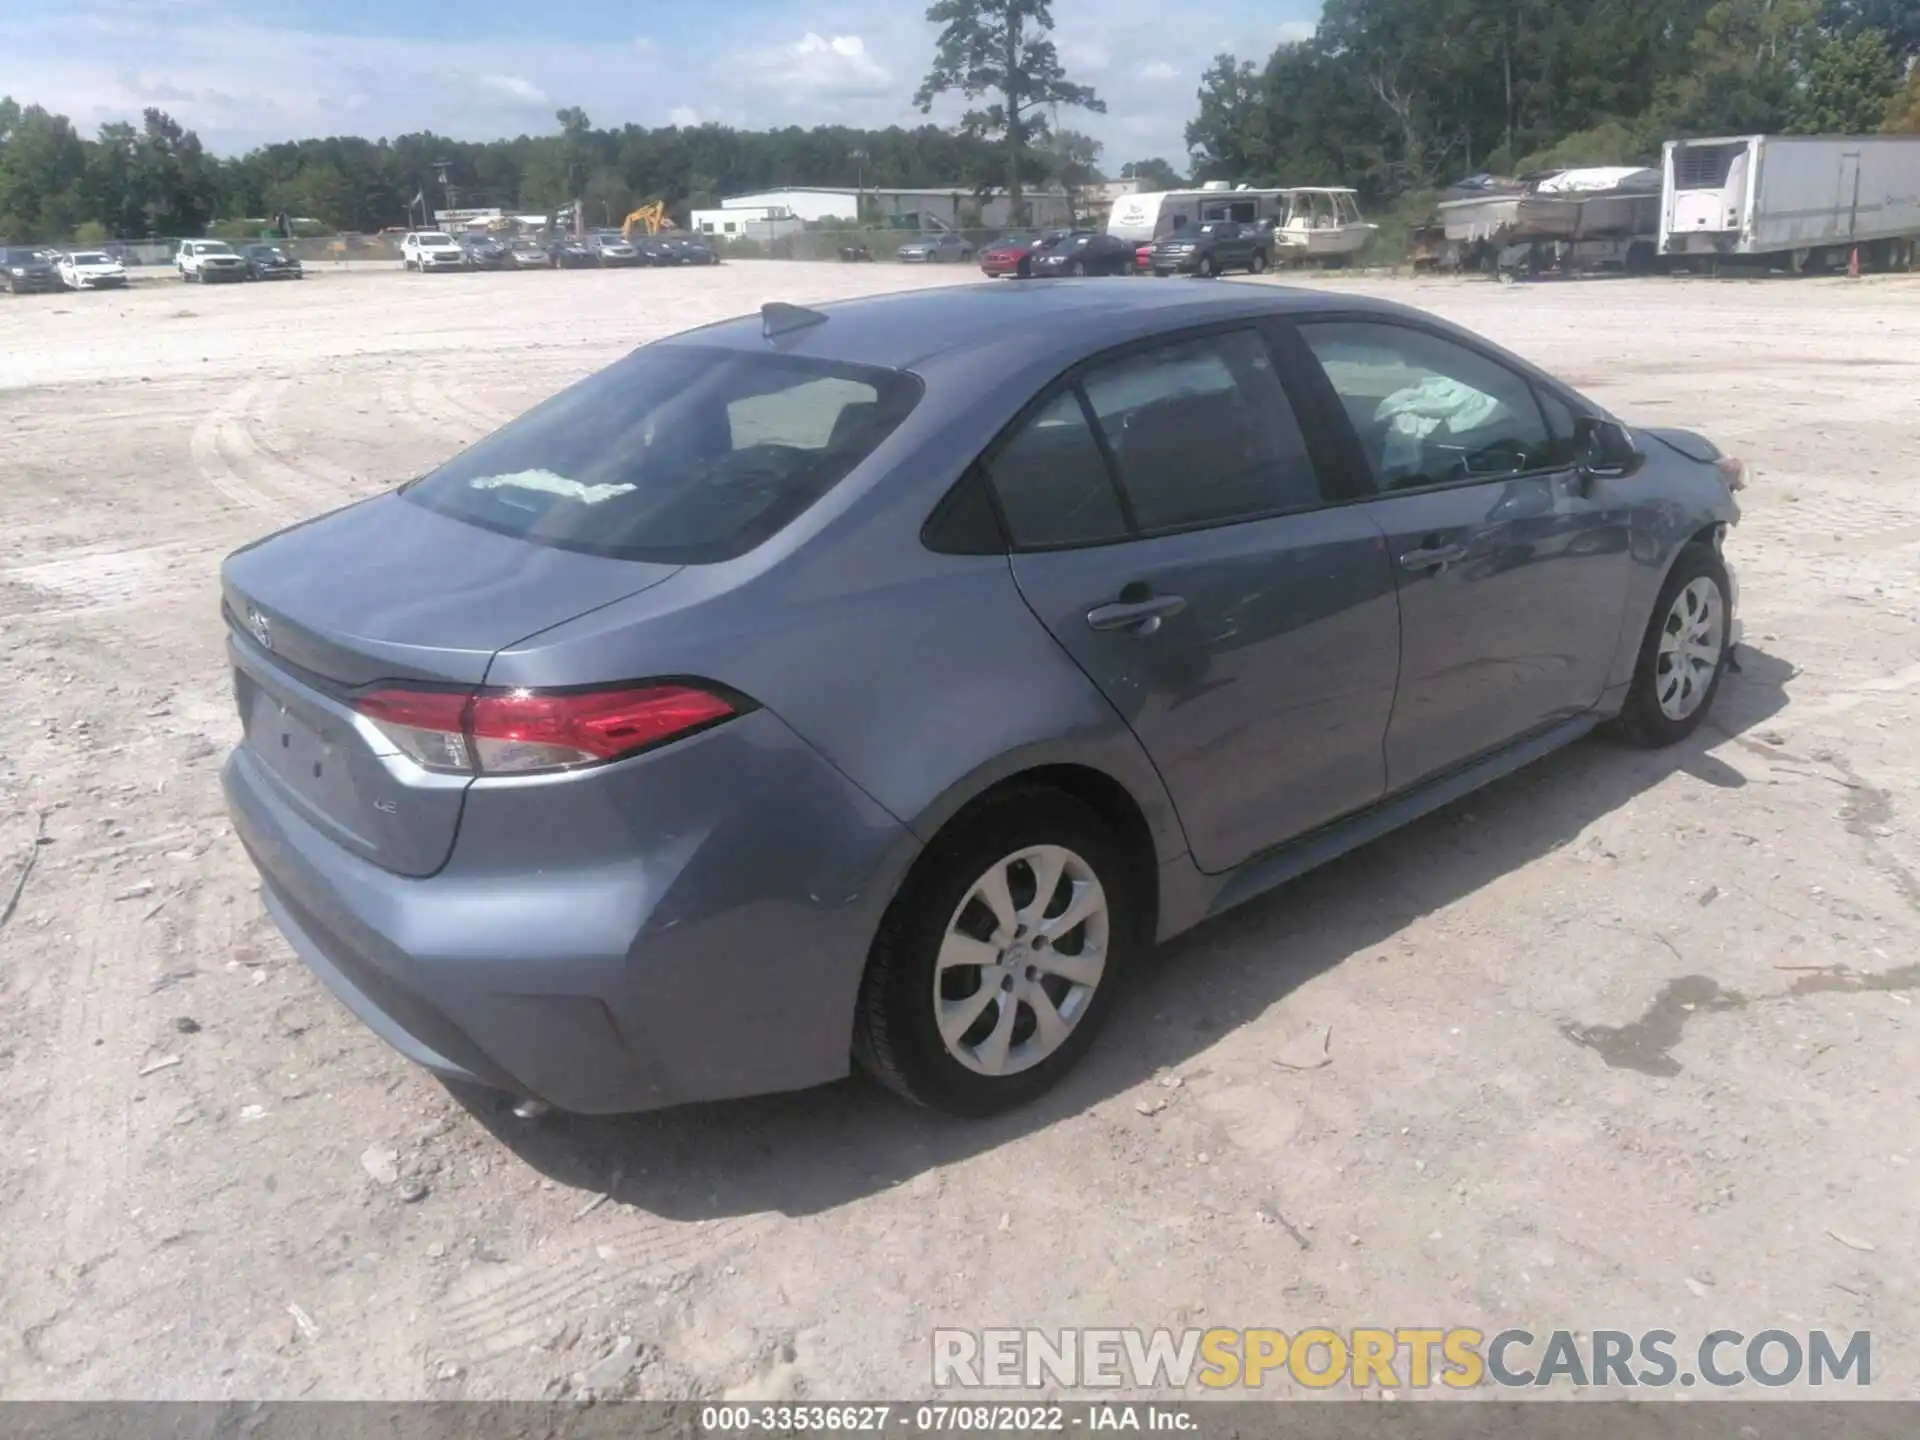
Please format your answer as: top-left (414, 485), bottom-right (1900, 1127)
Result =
top-left (1661, 134), bottom-right (1920, 270)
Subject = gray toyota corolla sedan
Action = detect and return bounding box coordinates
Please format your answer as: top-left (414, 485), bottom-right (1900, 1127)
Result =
top-left (221, 280), bottom-right (1745, 1118)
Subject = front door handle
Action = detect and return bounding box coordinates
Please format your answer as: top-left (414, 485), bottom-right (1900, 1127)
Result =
top-left (1399, 542), bottom-right (1467, 574)
top-left (1086, 593), bottom-right (1187, 635)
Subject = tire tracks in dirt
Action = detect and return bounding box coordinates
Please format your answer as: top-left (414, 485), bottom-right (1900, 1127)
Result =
top-left (430, 1213), bottom-right (770, 1365)
top-left (400, 373), bottom-right (515, 451)
top-left (188, 379), bottom-right (359, 523)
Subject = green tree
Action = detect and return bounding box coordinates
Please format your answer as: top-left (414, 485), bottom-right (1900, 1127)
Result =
top-left (1120, 158), bottom-right (1185, 189)
top-left (1790, 27), bottom-right (1903, 132)
top-left (1046, 128), bottom-right (1103, 218)
top-left (1886, 63), bottom-right (1920, 131)
top-left (1186, 55), bottom-right (1270, 180)
top-left (915, 0), bottom-right (1105, 224)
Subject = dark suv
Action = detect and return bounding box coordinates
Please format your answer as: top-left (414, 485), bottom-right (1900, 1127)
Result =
top-left (1149, 220), bottom-right (1271, 277)
top-left (3, 246), bottom-right (61, 294)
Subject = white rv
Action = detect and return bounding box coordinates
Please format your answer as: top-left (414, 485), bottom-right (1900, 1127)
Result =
top-left (1660, 134), bottom-right (1920, 269)
top-left (1106, 183), bottom-right (1291, 245)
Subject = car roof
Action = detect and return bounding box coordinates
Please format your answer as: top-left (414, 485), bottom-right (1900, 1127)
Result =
top-left (661, 279), bottom-right (1416, 371)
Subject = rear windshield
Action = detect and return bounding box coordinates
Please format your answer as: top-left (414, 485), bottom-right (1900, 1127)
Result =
top-left (402, 344), bottom-right (922, 563)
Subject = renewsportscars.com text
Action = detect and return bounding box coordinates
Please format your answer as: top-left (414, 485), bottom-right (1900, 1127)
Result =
top-left (932, 1327), bottom-right (1872, 1391)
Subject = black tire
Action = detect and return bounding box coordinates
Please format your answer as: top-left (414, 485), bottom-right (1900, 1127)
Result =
top-left (1250, 249), bottom-right (1269, 274)
top-left (1197, 254), bottom-right (1215, 278)
top-left (1613, 543), bottom-right (1732, 748)
top-left (853, 787), bottom-right (1141, 1117)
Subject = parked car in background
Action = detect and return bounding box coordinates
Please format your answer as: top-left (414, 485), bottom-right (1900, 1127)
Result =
top-left (592, 232), bottom-right (643, 267)
top-left (217, 282), bottom-right (1745, 1121)
top-left (401, 232), bottom-right (467, 272)
top-left (898, 233), bottom-right (974, 263)
top-left (1028, 230), bottom-right (1137, 277)
top-left (3, 247), bottom-right (62, 294)
top-left (839, 243), bottom-right (875, 262)
top-left (1149, 219), bottom-right (1271, 276)
top-left (242, 243), bottom-right (304, 281)
top-left (546, 235), bottom-right (596, 269)
top-left (57, 249), bottom-right (130, 290)
top-left (459, 234), bottom-right (514, 271)
top-left (979, 233), bottom-right (1051, 278)
top-left (509, 238), bottom-right (549, 270)
top-left (178, 239), bottom-right (248, 283)
top-left (660, 235), bottom-right (719, 266)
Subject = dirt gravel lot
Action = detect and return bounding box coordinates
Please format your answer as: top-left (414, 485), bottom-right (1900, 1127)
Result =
top-left (1, 261), bottom-right (1917, 1402)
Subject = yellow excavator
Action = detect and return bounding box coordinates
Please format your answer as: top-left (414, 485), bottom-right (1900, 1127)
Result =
top-left (621, 201), bottom-right (676, 242)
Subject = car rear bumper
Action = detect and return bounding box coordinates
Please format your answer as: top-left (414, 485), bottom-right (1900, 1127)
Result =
top-left (224, 707), bottom-right (917, 1114)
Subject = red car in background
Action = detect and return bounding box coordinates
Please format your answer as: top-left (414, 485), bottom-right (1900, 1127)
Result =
top-left (978, 231), bottom-right (1063, 278)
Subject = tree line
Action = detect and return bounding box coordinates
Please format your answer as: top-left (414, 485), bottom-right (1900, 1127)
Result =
top-left (5, 0), bottom-right (1919, 243)
top-left (1188, 0), bottom-right (1920, 204)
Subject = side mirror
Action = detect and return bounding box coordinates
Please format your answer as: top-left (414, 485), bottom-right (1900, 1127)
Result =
top-left (1577, 417), bottom-right (1645, 481)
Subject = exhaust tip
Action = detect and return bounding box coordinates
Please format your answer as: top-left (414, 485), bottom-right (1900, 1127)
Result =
top-left (511, 1097), bottom-right (552, 1121)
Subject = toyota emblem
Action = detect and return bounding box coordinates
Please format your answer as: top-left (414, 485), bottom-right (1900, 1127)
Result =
top-left (249, 606), bottom-right (273, 650)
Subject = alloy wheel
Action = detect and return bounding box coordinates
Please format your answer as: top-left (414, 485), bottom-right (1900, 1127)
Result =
top-left (933, 845), bottom-right (1109, 1077)
top-left (1656, 576), bottom-right (1724, 720)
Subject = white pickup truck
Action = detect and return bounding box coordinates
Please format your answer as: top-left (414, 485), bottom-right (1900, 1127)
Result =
top-left (177, 240), bottom-right (248, 283)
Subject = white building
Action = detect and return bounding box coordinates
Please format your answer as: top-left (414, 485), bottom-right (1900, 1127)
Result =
top-left (690, 185), bottom-right (1077, 236)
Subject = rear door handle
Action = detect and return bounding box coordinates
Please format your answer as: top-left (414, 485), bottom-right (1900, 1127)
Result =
top-left (1399, 542), bottom-right (1467, 573)
top-left (1086, 594), bottom-right (1187, 634)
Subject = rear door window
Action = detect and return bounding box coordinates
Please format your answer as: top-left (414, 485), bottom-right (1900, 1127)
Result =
top-left (1080, 330), bottom-right (1323, 530)
top-left (985, 392), bottom-right (1129, 548)
top-left (402, 346), bottom-right (920, 563)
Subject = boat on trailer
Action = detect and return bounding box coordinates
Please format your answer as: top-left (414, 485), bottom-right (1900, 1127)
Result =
top-left (1270, 188), bottom-right (1378, 261)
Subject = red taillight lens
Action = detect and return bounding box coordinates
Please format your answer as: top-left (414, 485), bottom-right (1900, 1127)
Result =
top-left (468, 685), bottom-right (735, 772)
top-left (354, 683), bottom-right (737, 776)
top-left (1715, 455), bottom-right (1749, 491)
top-left (356, 688), bottom-right (473, 772)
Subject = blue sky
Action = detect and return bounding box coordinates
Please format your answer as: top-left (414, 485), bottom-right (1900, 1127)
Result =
top-left (0, 0), bottom-right (1319, 170)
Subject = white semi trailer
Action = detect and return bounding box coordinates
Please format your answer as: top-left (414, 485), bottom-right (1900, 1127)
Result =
top-left (1660, 134), bottom-right (1920, 272)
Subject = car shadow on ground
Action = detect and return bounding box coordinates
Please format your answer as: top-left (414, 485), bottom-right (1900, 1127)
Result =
top-left (458, 644), bottom-right (1796, 1222)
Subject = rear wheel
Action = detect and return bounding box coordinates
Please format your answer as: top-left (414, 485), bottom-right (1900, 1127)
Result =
top-left (854, 789), bottom-right (1139, 1116)
top-left (1614, 545), bottom-right (1731, 747)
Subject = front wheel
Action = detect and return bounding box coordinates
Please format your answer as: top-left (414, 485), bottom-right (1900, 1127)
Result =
top-left (854, 789), bottom-right (1138, 1116)
top-left (1613, 545), bottom-right (1731, 747)
top-left (1250, 250), bottom-right (1269, 274)
top-left (1197, 255), bottom-right (1215, 278)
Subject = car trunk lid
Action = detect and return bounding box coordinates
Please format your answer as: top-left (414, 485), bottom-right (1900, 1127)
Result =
top-left (222, 493), bottom-right (680, 875)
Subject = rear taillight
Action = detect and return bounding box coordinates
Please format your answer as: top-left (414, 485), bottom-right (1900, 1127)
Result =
top-left (354, 683), bottom-right (737, 776)
top-left (1715, 455), bottom-right (1749, 491)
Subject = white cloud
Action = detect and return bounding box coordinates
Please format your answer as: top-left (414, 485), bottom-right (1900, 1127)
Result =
top-left (1278, 20), bottom-right (1318, 42)
top-left (733, 32), bottom-right (892, 100)
top-left (481, 74), bottom-right (548, 106)
top-left (0, 0), bottom-right (1323, 170)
